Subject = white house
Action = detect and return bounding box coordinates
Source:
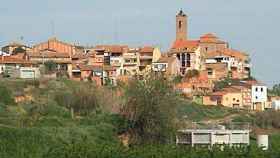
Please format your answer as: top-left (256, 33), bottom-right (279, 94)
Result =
top-left (251, 85), bottom-right (268, 111)
top-left (272, 100), bottom-right (280, 110)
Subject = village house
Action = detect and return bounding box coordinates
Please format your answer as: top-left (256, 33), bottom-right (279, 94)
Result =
top-left (152, 56), bottom-right (180, 77)
top-left (203, 87), bottom-right (244, 108)
top-left (1, 42), bottom-right (31, 56)
top-left (270, 96), bottom-right (280, 110)
top-left (251, 83), bottom-right (268, 111)
top-left (175, 72), bottom-right (213, 97)
top-left (138, 46), bottom-right (161, 75)
top-left (27, 38), bottom-right (80, 78)
top-left (205, 49), bottom-right (251, 80)
top-left (0, 53), bottom-right (40, 79)
top-left (122, 48), bottom-right (139, 76)
top-left (71, 64), bottom-right (103, 84)
top-left (201, 79), bottom-right (268, 111)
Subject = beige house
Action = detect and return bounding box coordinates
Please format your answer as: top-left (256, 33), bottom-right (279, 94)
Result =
top-left (203, 87), bottom-right (244, 108)
top-left (152, 56), bottom-right (180, 77)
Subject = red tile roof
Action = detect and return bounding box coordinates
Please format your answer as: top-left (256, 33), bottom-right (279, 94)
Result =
top-left (206, 49), bottom-right (248, 61)
top-left (28, 50), bottom-right (71, 58)
top-left (139, 46), bottom-right (154, 53)
top-left (0, 56), bottom-right (31, 64)
top-left (200, 33), bottom-right (226, 44)
top-left (94, 45), bottom-right (128, 53)
top-left (171, 40), bottom-right (199, 49)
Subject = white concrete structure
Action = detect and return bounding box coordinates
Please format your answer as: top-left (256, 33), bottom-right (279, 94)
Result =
top-left (251, 85), bottom-right (268, 111)
top-left (176, 129), bottom-right (250, 147)
top-left (20, 67), bottom-right (41, 79)
top-left (257, 135), bottom-right (269, 150)
top-left (272, 100), bottom-right (280, 110)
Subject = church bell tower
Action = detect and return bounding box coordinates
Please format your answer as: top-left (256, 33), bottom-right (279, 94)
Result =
top-left (176, 10), bottom-right (188, 41)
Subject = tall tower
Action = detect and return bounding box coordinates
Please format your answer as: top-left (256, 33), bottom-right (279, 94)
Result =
top-left (176, 10), bottom-right (188, 41)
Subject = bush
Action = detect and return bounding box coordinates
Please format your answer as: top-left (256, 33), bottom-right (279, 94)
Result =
top-left (44, 60), bottom-right (57, 73)
top-left (255, 110), bottom-right (280, 129)
top-left (0, 85), bottom-right (14, 105)
top-left (122, 75), bottom-right (179, 144)
top-left (185, 69), bottom-right (199, 79)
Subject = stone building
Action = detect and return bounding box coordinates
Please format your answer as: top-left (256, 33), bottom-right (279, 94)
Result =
top-left (168, 10), bottom-right (251, 80)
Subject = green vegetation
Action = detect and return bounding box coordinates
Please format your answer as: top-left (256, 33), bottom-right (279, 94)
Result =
top-left (177, 101), bottom-right (236, 121)
top-left (0, 85), bottom-right (14, 105)
top-left (122, 75), bottom-right (179, 144)
top-left (185, 69), bottom-right (199, 78)
top-left (269, 83), bottom-right (280, 96)
top-left (0, 78), bottom-right (280, 157)
top-left (44, 60), bottom-right (57, 73)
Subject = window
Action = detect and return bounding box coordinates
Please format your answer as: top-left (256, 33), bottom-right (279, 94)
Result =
top-left (256, 96), bottom-right (258, 99)
top-left (255, 87), bottom-right (258, 92)
top-left (261, 88), bottom-right (263, 92)
top-left (179, 21), bottom-right (182, 29)
top-left (233, 98), bottom-right (236, 101)
top-left (207, 68), bottom-right (213, 76)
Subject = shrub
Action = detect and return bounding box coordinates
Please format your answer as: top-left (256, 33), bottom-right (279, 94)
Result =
top-left (122, 75), bottom-right (179, 144)
top-left (0, 85), bottom-right (14, 105)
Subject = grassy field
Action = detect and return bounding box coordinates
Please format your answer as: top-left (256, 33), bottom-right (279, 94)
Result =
top-left (177, 100), bottom-right (238, 122)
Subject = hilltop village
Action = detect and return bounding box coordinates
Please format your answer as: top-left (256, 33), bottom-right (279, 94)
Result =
top-left (0, 10), bottom-right (277, 112)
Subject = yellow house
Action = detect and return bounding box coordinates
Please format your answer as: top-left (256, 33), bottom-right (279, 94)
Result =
top-left (203, 87), bottom-right (243, 108)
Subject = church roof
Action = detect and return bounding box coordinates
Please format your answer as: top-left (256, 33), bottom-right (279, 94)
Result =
top-left (171, 40), bottom-right (199, 50)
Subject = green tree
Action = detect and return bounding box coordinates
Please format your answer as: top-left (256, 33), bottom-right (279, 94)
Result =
top-left (121, 74), bottom-right (179, 144)
top-left (269, 84), bottom-right (280, 96)
top-left (44, 60), bottom-right (57, 74)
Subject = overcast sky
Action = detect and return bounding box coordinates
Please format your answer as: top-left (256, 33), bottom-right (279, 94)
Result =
top-left (0, 0), bottom-right (279, 86)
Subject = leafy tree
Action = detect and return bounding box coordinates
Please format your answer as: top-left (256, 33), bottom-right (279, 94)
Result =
top-left (269, 84), bottom-right (280, 96)
top-left (44, 60), bottom-right (57, 74)
top-left (214, 77), bottom-right (234, 90)
top-left (121, 74), bottom-right (179, 144)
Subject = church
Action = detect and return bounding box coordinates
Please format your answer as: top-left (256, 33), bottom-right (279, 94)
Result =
top-left (169, 10), bottom-right (251, 80)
